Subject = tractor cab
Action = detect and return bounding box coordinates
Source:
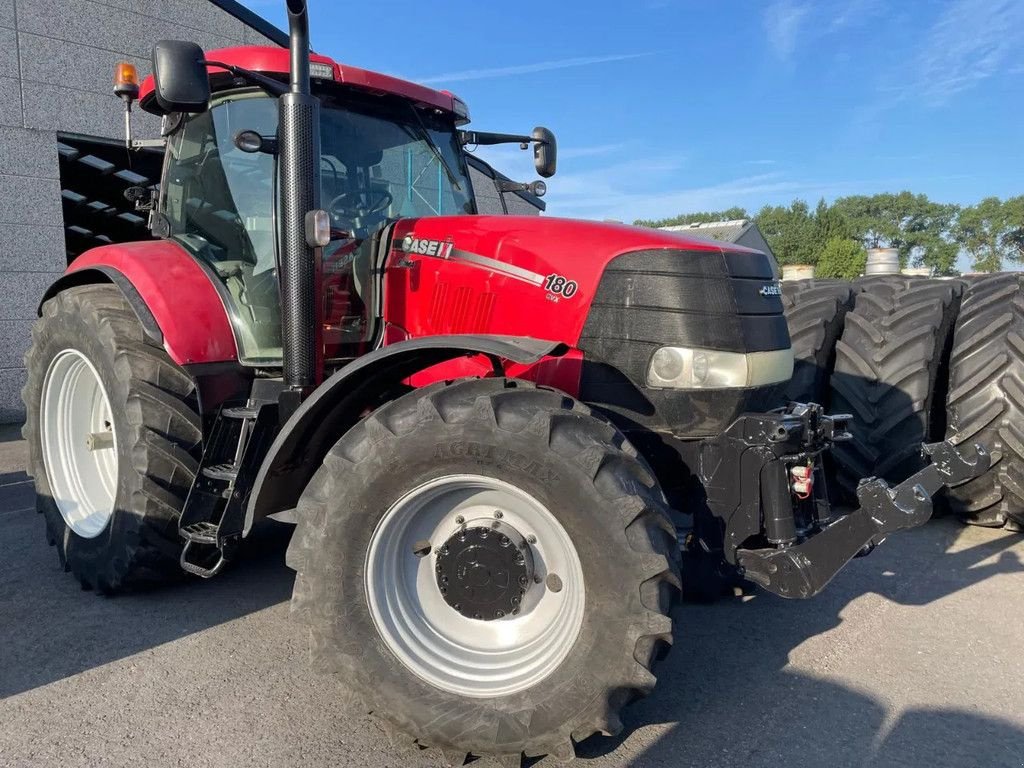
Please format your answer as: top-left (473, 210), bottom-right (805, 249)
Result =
top-left (135, 48), bottom-right (479, 366)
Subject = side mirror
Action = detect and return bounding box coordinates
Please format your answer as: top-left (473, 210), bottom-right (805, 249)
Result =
top-left (151, 40), bottom-right (210, 114)
top-left (532, 126), bottom-right (557, 178)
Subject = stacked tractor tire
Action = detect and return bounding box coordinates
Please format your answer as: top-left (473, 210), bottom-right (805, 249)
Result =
top-left (782, 273), bottom-right (1024, 532)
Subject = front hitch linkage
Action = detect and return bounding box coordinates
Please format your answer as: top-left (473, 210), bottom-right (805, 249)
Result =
top-left (736, 439), bottom-right (989, 599)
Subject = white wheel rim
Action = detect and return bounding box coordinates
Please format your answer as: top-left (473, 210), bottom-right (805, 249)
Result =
top-left (40, 349), bottom-right (119, 538)
top-left (365, 474), bottom-right (586, 698)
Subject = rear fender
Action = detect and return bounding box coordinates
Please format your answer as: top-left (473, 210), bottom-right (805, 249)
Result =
top-left (40, 242), bottom-right (237, 366)
top-left (245, 335), bottom-right (568, 533)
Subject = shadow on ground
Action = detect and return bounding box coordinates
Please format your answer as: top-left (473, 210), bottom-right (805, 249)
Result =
top-left (2, 423), bottom-right (1023, 767)
top-left (572, 523), bottom-right (1024, 768)
top-left (0, 507), bottom-right (295, 699)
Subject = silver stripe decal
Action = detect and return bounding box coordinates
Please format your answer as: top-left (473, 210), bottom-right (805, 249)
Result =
top-left (448, 248), bottom-right (546, 286)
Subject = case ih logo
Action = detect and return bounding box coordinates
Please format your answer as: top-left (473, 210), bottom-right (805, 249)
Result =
top-left (401, 236), bottom-right (453, 258)
top-left (759, 282), bottom-right (782, 297)
top-left (400, 234), bottom-right (548, 289)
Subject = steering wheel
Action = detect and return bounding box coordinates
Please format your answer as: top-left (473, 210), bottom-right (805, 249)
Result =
top-left (328, 188), bottom-right (393, 221)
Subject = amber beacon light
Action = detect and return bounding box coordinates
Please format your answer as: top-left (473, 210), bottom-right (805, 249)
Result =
top-left (114, 61), bottom-right (140, 102)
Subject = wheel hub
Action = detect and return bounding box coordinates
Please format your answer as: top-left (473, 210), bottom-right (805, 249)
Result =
top-left (435, 521), bottom-right (534, 620)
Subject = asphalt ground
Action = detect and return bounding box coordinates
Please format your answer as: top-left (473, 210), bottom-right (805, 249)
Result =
top-left (1, 423), bottom-right (1022, 768)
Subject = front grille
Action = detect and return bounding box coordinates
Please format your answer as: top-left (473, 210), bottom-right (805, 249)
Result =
top-left (578, 247), bottom-right (789, 437)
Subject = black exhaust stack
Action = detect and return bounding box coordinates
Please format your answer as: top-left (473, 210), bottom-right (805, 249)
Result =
top-left (278, 0), bottom-right (320, 391)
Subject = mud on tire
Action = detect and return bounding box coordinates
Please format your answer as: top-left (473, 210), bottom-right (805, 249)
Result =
top-left (22, 285), bottom-right (202, 592)
top-left (945, 273), bottom-right (1024, 530)
top-left (287, 377), bottom-right (680, 765)
top-left (829, 277), bottom-right (963, 499)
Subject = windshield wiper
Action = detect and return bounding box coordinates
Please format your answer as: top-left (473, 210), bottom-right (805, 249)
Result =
top-left (402, 104), bottom-right (462, 192)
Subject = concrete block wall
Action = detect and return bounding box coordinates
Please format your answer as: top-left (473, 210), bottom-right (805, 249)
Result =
top-left (0, 0), bottom-right (277, 422)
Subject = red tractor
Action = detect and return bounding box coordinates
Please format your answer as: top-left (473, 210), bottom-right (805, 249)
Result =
top-left (22, 1), bottom-right (988, 763)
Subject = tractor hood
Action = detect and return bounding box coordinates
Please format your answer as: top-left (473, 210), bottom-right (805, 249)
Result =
top-left (384, 215), bottom-right (780, 347)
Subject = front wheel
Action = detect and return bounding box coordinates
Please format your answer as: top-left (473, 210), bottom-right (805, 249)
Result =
top-left (287, 378), bottom-right (679, 764)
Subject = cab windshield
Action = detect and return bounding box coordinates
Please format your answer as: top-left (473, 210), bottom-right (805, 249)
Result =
top-left (160, 87), bottom-right (475, 365)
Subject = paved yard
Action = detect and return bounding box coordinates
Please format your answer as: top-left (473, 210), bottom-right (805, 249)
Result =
top-left (1, 423), bottom-right (1022, 768)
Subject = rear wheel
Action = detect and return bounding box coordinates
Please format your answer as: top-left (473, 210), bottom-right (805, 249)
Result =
top-left (945, 273), bottom-right (1024, 530)
top-left (287, 378), bottom-right (679, 764)
top-left (22, 285), bottom-right (202, 592)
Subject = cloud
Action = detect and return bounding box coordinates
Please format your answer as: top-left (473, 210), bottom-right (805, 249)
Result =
top-left (416, 53), bottom-right (654, 85)
top-left (910, 0), bottom-right (1024, 106)
top-left (828, 0), bottom-right (884, 30)
top-left (560, 143), bottom-right (627, 160)
top-left (540, 156), bottom-right (951, 223)
top-left (763, 1), bottom-right (812, 60)
top-left (548, 173), bottom-right (805, 222)
top-left (746, 159), bottom-right (777, 166)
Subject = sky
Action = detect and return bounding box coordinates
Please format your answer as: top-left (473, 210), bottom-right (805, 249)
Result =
top-left (242, 0), bottom-right (1023, 227)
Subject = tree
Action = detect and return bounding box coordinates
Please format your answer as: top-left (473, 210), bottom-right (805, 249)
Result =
top-left (814, 197), bottom-right (852, 245)
top-left (1002, 195), bottom-right (1024, 266)
top-left (634, 207), bottom-right (748, 229)
top-left (832, 192), bottom-right (959, 275)
top-left (953, 197), bottom-right (1007, 272)
top-left (755, 201), bottom-right (817, 265)
top-left (817, 238), bottom-right (867, 280)
top-left (952, 196), bottom-right (1024, 272)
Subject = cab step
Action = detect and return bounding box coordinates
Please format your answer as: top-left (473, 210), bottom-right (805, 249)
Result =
top-left (202, 462), bottom-right (239, 482)
top-left (179, 398), bottom-right (279, 578)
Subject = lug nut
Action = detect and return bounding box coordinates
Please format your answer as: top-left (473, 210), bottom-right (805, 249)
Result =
top-left (495, 610), bottom-right (505, 618)
top-left (500, 535), bottom-right (510, 546)
top-left (511, 596), bottom-right (520, 605)
top-left (518, 575), bottom-right (529, 586)
top-left (493, 510), bottom-right (503, 519)
top-left (455, 515), bottom-right (465, 525)
top-left (527, 534), bottom-right (537, 544)
top-left (512, 608), bottom-right (520, 615)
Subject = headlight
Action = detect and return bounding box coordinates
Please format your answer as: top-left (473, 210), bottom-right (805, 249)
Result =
top-left (646, 346), bottom-right (794, 390)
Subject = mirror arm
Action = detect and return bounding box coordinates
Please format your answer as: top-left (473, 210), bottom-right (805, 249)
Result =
top-left (201, 60), bottom-right (289, 97)
top-left (459, 130), bottom-right (547, 148)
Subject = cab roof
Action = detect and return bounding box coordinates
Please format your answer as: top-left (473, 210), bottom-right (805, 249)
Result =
top-left (139, 45), bottom-right (461, 117)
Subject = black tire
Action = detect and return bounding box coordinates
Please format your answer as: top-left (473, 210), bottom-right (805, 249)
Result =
top-left (945, 273), bottom-right (1024, 531)
top-left (829, 277), bottom-right (963, 499)
top-left (781, 279), bottom-right (855, 405)
top-left (22, 285), bottom-right (202, 592)
top-left (287, 377), bottom-right (680, 764)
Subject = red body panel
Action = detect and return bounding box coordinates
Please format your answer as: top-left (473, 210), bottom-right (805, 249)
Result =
top-left (382, 215), bottom-right (752, 393)
top-left (139, 46), bottom-right (457, 115)
top-left (69, 242), bottom-right (237, 366)
top-left (383, 215), bottom-right (750, 345)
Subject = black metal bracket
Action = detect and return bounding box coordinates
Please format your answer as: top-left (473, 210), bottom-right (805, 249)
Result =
top-left (736, 440), bottom-right (988, 598)
top-left (697, 403), bottom-right (990, 599)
